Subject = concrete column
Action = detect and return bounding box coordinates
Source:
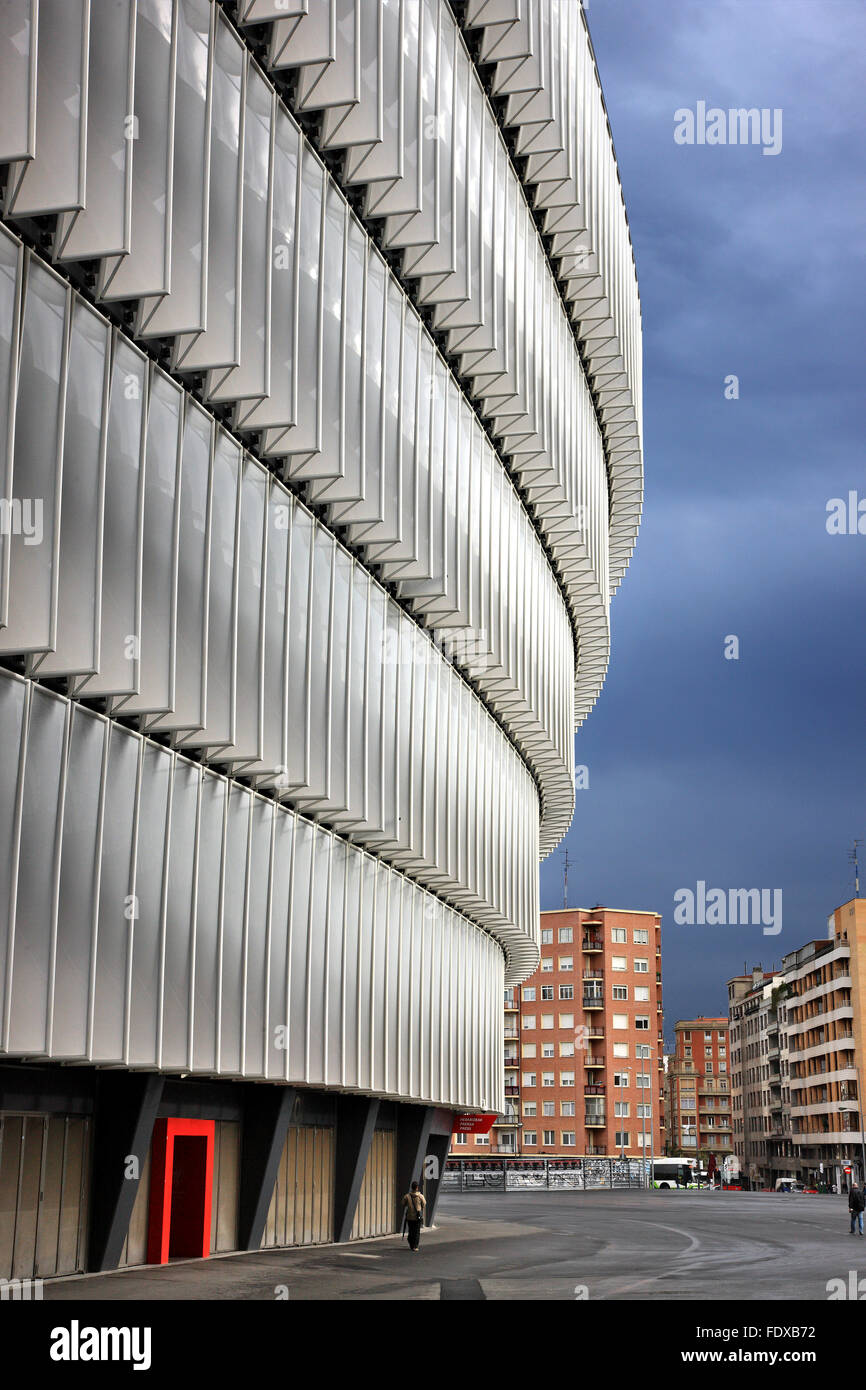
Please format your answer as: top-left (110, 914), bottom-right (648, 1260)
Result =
top-left (236, 1086), bottom-right (297, 1251)
top-left (332, 1096), bottom-right (380, 1244)
top-left (87, 1072), bottom-right (164, 1272)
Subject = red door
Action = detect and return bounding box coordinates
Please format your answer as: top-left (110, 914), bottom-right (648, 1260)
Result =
top-left (146, 1119), bottom-right (215, 1264)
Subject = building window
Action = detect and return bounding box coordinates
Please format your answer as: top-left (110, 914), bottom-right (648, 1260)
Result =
top-left (541, 985), bottom-right (554, 1001)
top-left (636, 1073), bottom-right (651, 1088)
top-left (543, 1101), bottom-right (555, 1117)
top-left (561, 1102), bottom-right (575, 1117)
top-left (522, 987), bottom-right (536, 1002)
top-left (541, 1014), bottom-right (554, 1030)
top-left (612, 928), bottom-right (627, 943)
top-left (560, 1042), bottom-right (574, 1057)
top-left (455, 1133), bottom-right (467, 1145)
top-left (543, 1131), bottom-right (556, 1146)
top-left (634, 986), bottom-right (649, 1002)
top-left (705, 1047), bottom-right (713, 1057)
top-left (559, 985), bottom-right (574, 1000)
top-left (522, 1072), bottom-right (536, 1087)
top-left (612, 956), bottom-right (627, 971)
top-left (614, 1132), bottom-right (630, 1149)
top-left (524, 1132), bottom-right (537, 1146)
top-left (613, 1042), bottom-right (629, 1058)
top-left (684, 1046), bottom-right (692, 1057)
top-left (719, 1062), bottom-right (727, 1073)
top-left (614, 1101), bottom-right (630, 1117)
top-left (614, 1072), bottom-right (630, 1088)
top-left (637, 1104), bottom-right (652, 1119)
top-left (559, 957), bottom-right (573, 971)
top-left (636, 1044), bottom-right (651, 1058)
top-left (561, 1072), bottom-right (575, 1087)
top-left (613, 986), bottom-right (628, 1000)
top-left (523, 1102), bottom-right (536, 1118)
top-left (705, 1061), bottom-right (713, 1073)
top-left (562, 1132), bottom-right (576, 1147)
top-left (559, 927), bottom-right (573, 943)
top-left (541, 929), bottom-right (553, 944)
top-left (635, 1016), bottom-right (649, 1030)
top-left (523, 1015), bottom-right (535, 1030)
top-left (559, 1014), bottom-right (574, 1029)
top-left (633, 929), bottom-right (648, 944)
top-left (522, 1043), bottom-right (536, 1058)
top-left (542, 1072), bottom-right (555, 1087)
top-left (475, 1135), bottom-right (489, 1145)
top-left (613, 1013), bottom-right (628, 1030)
top-left (541, 958), bottom-right (553, 973)
top-left (637, 1133), bottom-right (651, 1147)
top-left (542, 1042), bottom-right (554, 1058)
top-left (634, 958), bottom-right (648, 973)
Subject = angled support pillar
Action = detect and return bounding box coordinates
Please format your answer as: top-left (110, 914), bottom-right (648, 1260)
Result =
top-left (236, 1085), bottom-right (297, 1251)
top-left (87, 1072), bottom-right (165, 1272)
top-left (422, 1131), bottom-right (451, 1226)
top-left (333, 1095), bottom-right (380, 1244)
top-left (396, 1104), bottom-right (435, 1227)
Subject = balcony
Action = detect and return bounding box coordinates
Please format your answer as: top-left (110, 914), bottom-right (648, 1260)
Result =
top-left (584, 1083), bottom-right (606, 1096)
top-left (585, 1114), bottom-right (606, 1127)
top-left (504, 999), bottom-right (519, 1012)
top-left (504, 1085), bottom-right (519, 1097)
top-left (583, 967), bottom-right (604, 980)
top-left (583, 995), bottom-right (604, 1010)
top-left (585, 1055), bottom-right (604, 1068)
top-left (504, 1057), bottom-right (519, 1069)
top-left (493, 1114), bottom-right (521, 1128)
top-left (585, 1144), bottom-right (606, 1155)
top-left (587, 1026), bottom-right (605, 1039)
top-left (582, 935), bottom-right (603, 953)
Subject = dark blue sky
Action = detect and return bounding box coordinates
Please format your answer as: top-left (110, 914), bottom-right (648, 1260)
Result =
top-left (539, 0), bottom-right (866, 1042)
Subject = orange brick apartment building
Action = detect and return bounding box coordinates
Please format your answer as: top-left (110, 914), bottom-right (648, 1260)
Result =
top-left (664, 1017), bottom-right (734, 1163)
top-left (451, 908), bottom-right (664, 1159)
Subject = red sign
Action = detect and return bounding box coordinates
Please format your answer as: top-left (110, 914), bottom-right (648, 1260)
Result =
top-left (452, 1113), bottom-right (496, 1135)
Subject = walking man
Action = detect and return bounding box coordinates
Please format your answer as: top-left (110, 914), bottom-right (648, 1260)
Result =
top-left (401, 1181), bottom-right (427, 1252)
top-left (848, 1181), bottom-right (864, 1234)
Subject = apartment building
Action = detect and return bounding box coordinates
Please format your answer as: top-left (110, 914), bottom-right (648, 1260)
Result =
top-left (453, 908), bottom-right (664, 1159)
top-left (782, 899), bottom-right (866, 1188)
top-left (665, 1018), bottom-right (733, 1162)
top-left (728, 969), bottom-right (782, 1189)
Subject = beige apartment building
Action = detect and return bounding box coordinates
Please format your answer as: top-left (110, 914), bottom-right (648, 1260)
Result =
top-left (782, 898), bottom-right (866, 1188)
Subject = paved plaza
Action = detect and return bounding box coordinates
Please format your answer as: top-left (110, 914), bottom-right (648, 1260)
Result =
top-left (44, 1191), bottom-right (862, 1301)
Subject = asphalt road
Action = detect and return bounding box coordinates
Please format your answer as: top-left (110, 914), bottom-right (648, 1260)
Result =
top-left (44, 1191), bottom-right (865, 1301)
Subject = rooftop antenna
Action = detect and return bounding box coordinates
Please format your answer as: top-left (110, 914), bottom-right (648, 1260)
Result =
top-left (850, 840), bottom-right (863, 898)
top-left (561, 848), bottom-right (574, 910)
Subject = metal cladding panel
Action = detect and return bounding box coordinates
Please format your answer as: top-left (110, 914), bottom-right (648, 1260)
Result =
top-left (0, 669), bottom-right (504, 1109)
top-left (0, 10), bottom-right (581, 853)
top-left (0, 1), bottom-right (643, 1072)
top-left (0, 230), bottom-right (544, 970)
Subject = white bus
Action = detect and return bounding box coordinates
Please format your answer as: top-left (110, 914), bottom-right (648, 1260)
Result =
top-left (652, 1158), bottom-right (698, 1189)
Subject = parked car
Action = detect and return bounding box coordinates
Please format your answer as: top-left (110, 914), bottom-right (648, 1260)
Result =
top-left (774, 1177), bottom-right (805, 1192)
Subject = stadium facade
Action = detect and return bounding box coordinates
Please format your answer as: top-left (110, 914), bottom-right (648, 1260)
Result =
top-left (0, 0), bottom-right (642, 1278)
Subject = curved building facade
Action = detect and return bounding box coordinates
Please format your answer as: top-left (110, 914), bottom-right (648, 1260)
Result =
top-left (0, 0), bottom-right (641, 1276)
